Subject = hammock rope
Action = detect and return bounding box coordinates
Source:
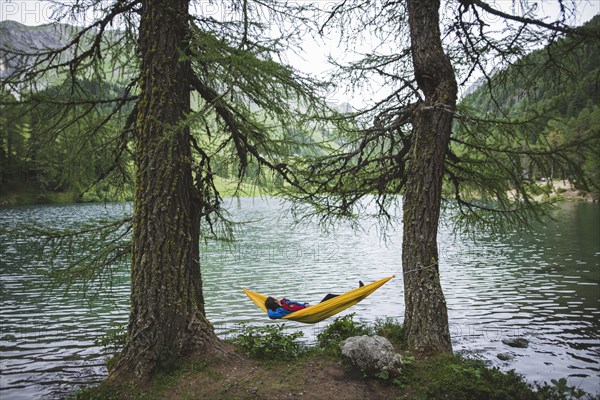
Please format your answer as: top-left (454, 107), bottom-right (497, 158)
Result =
top-left (242, 275), bottom-right (395, 324)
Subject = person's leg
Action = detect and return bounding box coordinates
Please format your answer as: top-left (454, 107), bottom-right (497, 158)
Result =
top-left (320, 293), bottom-right (338, 302)
top-left (320, 282), bottom-right (363, 302)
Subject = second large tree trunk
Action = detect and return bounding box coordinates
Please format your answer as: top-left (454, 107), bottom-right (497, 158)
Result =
top-left (401, 0), bottom-right (457, 354)
top-left (111, 0), bottom-right (225, 380)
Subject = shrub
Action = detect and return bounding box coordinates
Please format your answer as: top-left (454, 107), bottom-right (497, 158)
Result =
top-left (422, 355), bottom-right (538, 400)
top-left (316, 313), bottom-right (371, 350)
top-left (535, 378), bottom-right (588, 400)
top-left (232, 324), bottom-right (305, 360)
top-left (372, 317), bottom-right (404, 347)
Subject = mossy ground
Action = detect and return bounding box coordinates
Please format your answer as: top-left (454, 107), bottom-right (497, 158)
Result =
top-left (75, 347), bottom-right (589, 400)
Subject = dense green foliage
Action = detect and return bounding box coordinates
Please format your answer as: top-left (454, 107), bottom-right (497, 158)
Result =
top-left (1, 78), bottom-right (133, 203)
top-left (415, 354), bottom-right (599, 400)
top-left (3, 16), bottom-right (598, 207)
top-left (371, 316), bottom-right (405, 347)
top-left (459, 15), bottom-right (600, 194)
top-left (315, 314), bottom-right (404, 352)
top-left (231, 324), bottom-right (306, 360)
top-left (316, 313), bottom-right (372, 350)
top-left (0, 19), bottom-right (331, 206)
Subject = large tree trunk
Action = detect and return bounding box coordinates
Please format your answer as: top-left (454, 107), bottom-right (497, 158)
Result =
top-left (111, 0), bottom-right (225, 380)
top-left (401, 0), bottom-right (457, 354)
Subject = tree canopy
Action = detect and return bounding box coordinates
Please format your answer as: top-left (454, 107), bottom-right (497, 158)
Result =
top-left (1, 0), bottom-right (598, 382)
top-left (284, 0), bottom-right (599, 352)
top-left (460, 15), bottom-right (600, 196)
top-left (1, 0), bottom-right (337, 379)
top-left (289, 2), bottom-right (599, 229)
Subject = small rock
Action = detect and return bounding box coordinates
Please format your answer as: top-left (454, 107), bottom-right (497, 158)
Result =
top-left (497, 353), bottom-right (514, 361)
top-left (502, 337), bottom-right (529, 348)
top-left (249, 387), bottom-right (258, 394)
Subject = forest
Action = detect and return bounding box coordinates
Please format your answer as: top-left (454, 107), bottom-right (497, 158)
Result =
top-left (460, 14), bottom-right (600, 192)
top-left (2, 15), bottom-right (599, 205)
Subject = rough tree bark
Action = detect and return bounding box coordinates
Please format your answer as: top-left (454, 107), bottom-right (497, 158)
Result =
top-left (111, 0), bottom-right (226, 380)
top-left (401, 0), bottom-right (457, 354)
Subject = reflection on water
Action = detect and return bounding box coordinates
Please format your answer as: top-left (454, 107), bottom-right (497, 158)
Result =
top-left (0, 199), bottom-right (598, 398)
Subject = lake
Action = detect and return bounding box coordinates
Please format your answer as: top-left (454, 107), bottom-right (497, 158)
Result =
top-left (0, 198), bottom-right (598, 398)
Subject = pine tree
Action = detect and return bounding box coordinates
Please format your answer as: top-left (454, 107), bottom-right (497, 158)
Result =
top-left (288, 0), bottom-right (599, 354)
top-left (1, 0), bottom-right (330, 380)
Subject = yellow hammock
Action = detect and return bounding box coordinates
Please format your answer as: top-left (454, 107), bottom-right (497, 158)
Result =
top-left (242, 275), bottom-right (395, 324)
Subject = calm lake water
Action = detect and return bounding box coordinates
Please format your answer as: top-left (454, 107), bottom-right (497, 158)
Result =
top-left (0, 198), bottom-right (599, 398)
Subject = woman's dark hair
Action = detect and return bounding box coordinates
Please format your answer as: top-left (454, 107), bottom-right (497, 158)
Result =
top-left (265, 297), bottom-right (279, 311)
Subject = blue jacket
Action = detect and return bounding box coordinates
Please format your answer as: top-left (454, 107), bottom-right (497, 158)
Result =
top-left (267, 299), bottom-right (308, 319)
top-left (267, 307), bottom-right (292, 319)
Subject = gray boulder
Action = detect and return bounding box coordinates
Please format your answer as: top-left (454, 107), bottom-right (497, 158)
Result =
top-left (340, 335), bottom-right (403, 377)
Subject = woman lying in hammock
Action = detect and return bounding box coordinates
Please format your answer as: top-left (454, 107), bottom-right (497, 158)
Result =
top-left (265, 281), bottom-right (364, 319)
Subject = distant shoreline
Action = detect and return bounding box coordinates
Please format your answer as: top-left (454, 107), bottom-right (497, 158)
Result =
top-left (528, 179), bottom-right (597, 203)
top-left (0, 176), bottom-right (276, 207)
top-left (2, 180), bottom-right (598, 208)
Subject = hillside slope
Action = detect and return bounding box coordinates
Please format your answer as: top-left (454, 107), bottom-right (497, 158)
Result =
top-left (459, 15), bottom-right (600, 196)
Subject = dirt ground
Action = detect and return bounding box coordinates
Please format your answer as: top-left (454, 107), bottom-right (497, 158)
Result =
top-left (164, 354), bottom-right (407, 400)
top-left (549, 180), bottom-right (596, 201)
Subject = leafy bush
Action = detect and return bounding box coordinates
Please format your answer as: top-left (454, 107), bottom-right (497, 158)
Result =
top-left (535, 378), bottom-right (588, 400)
top-left (233, 324), bottom-right (305, 360)
top-left (316, 313), bottom-right (372, 350)
top-left (372, 317), bottom-right (404, 347)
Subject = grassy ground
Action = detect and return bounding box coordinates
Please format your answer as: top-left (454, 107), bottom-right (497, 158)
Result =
top-left (76, 349), bottom-right (592, 400)
top-left (76, 317), bottom-right (595, 400)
